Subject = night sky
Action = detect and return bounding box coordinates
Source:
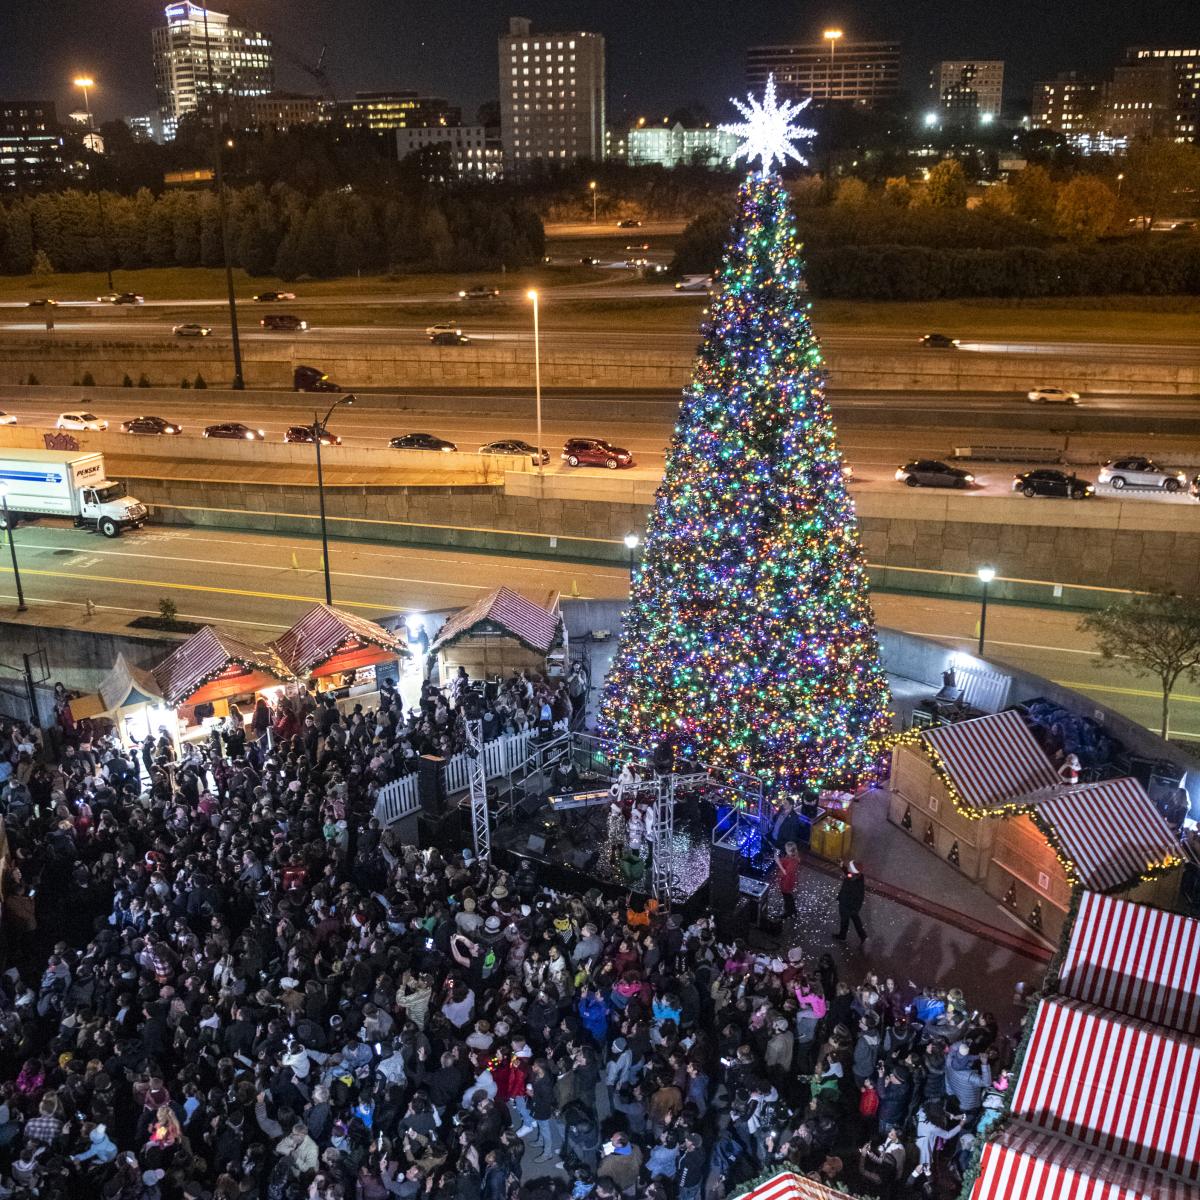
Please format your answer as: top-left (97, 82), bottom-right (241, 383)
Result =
top-left (3, 0), bottom-right (1197, 125)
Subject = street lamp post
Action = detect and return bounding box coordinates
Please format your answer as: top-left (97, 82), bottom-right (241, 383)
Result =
top-left (1116, 172), bottom-right (1125, 197)
top-left (0, 487), bottom-right (27, 613)
top-left (976, 566), bottom-right (996, 656)
top-left (823, 29), bottom-right (844, 98)
top-left (526, 290), bottom-right (543, 477)
top-left (74, 76), bottom-right (115, 292)
top-left (313, 395), bottom-right (355, 605)
top-left (200, 4), bottom-right (245, 389)
top-left (623, 532), bottom-right (640, 582)
top-left (589, 180), bottom-right (598, 223)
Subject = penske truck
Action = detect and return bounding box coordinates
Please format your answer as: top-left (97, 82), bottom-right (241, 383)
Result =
top-left (0, 449), bottom-right (147, 537)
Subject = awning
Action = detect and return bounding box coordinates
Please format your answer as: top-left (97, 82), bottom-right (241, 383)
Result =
top-left (921, 710), bottom-right (1058, 814)
top-left (733, 1172), bottom-right (850, 1200)
top-left (152, 626), bottom-right (294, 708)
top-left (70, 653), bottom-right (165, 720)
top-left (1035, 777), bottom-right (1183, 892)
top-left (971, 1123), bottom-right (1194, 1200)
top-left (272, 604), bottom-right (408, 679)
top-left (1009, 996), bottom-right (1200, 1184)
top-left (430, 586), bottom-right (561, 656)
top-left (1059, 890), bottom-right (1200, 1037)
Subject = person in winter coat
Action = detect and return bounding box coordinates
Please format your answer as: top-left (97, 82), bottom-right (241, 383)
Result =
top-left (597, 1131), bottom-right (644, 1195)
top-left (578, 987), bottom-right (609, 1047)
top-left (832, 860), bottom-right (867, 942)
top-left (944, 1042), bottom-right (993, 1117)
top-left (72, 1122), bottom-right (118, 1165)
top-left (765, 1017), bottom-right (794, 1082)
top-left (276, 1121), bottom-right (320, 1177)
top-left (853, 1012), bottom-right (882, 1085)
top-left (910, 1102), bottom-right (964, 1180)
top-left (876, 1064), bottom-right (913, 1134)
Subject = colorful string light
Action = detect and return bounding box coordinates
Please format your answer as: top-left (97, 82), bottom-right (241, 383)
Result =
top-left (601, 171), bottom-right (892, 798)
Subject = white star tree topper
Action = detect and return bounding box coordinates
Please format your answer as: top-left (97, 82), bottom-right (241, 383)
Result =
top-left (720, 73), bottom-right (817, 173)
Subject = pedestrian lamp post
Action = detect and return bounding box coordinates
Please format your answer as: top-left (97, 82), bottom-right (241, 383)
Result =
top-left (0, 485), bottom-right (27, 613)
top-left (1116, 172), bottom-right (1125, 197)
top-left (624, 532), bottom-right (640, 581)
top-left (589, 179), bottom-right (598, 223)
top-left (526, 290), bottom-right (544, 477)
top-left (73, 76), bottom-right (115, 292)
top-left (313, 395), bottom-right (355, 605)
top-left (976, 566), bottom-right (996, 656)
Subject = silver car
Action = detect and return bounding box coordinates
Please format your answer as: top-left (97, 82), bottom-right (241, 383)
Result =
top-left (1096, 456), bottom-right (1187, 492)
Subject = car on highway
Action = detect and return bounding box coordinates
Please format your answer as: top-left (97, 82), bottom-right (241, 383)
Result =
top-left (56, 412), bottom-right (108, 432)
top-left (675, 275), bottom-right (713, 293)
top-left (0, 412), bottom-right (16, 426)
top-left (920, 332), bottom-right (959, 349)
top-left (96, 293), bottom-right (121, 303)
top-left (26, 298), bottom-right (57, 308)
top-left (1191, 475), bottom-right (1200, 502)
top-left (204, 422), bottom-right (265, 441)
top-left (458, 284), bottom-right (500, 300)
top-left (253, 291), bottom-right (296, 302)
top-left (260, 314), bottom-right (307, 331)
top-left (425, 323), bottom-right (463, 337)
top-left (617, 219), bottom-right (642, 228)
top-left (430, 330), bottom-right (470, 346)
top-left (625, 242), bottom-right (650, 251)
top-left (284, 425), bottom-right (340, 446)
top-left (1096, 456), bottom-right (1187, 492)
top-left (894, 460), bottom-right (976, 489)
top-left (579, 256), bottom-right (598, 266)
top-left (480, 439), bottom-right (550, 466)
top-left (293, 365), bottom-right (341, 392)
top-left (1027, 385), bottom-right (1080, 405)
top-left (120, 415), bottom-right (182, 435)
top-left (562, 437), bottom-right (634, 470)
top-left (389, 432), bottom-right (458, 452)
top-left (173, 323), bottom-right (212, 337)
top-left (1012, 469), bottom-right (1093, 500)
top-left (111, 292), bottom-right (144, 305)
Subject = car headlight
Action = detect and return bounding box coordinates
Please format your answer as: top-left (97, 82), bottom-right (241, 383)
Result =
top-left (894, 469), bottom-right (906, 480)
top-left (964, 474), bottom-right (974, 483)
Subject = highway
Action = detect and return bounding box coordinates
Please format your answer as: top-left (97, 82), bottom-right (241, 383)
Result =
top-left (1, 521), bottom-right (1196, 741)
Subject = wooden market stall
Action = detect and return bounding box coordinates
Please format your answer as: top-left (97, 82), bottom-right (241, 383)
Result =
top-left (67, 653), bottom-right (170, 747)
top-left (429, 586), bottom-right (563, 681)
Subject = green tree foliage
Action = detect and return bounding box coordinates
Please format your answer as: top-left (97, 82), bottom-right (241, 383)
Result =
top-left (977, 182), bottom-right (1016, 217)
top-left (1054, 175), bottom-right (1117, 243)
top-left (883, 177), bottom-right (912, 208)
top-left (1124, 139), bottom-right (1200, 227)
top-left (925, 159), bottom-right (968, 208)
top-left (30, 249), bottom-right (54, 276)
top-left (1012, 165), bottom-right (1059, 225)
top-left (833, 178), bottom-right (870, 209)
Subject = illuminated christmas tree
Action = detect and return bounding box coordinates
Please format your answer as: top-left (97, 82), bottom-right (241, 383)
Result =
top-left (601, 78), bottom-right (891, 797)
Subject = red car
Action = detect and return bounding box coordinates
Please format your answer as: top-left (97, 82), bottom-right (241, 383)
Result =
top-left (561, 437), bottom-right (634, 470)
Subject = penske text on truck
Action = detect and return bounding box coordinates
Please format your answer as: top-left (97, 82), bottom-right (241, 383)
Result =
top-left (0, 450), bottom-right (147, 537)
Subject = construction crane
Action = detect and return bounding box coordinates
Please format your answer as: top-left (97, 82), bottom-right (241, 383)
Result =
top-left (278, 41), bottom-right (338, 104)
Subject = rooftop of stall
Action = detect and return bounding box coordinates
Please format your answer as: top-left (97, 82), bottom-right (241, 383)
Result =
top-left (429, 587), bottom-right (564, 681)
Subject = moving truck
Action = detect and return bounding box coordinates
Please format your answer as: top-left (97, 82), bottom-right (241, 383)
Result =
top-left (0, 449), bottom-right (147, 537)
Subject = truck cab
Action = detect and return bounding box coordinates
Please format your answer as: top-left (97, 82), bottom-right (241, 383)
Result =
top-left (78, 480), bottom-right (148, 537)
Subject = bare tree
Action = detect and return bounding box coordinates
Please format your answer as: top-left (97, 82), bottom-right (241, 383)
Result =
top-left (1080, 592), bottom-right (1200, 738)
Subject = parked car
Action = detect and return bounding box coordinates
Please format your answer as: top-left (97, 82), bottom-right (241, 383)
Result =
top-left (120, 415), bottom-right (182, 435)
top-left (1027, 385), bottom-right (1080, 405)
top-left (57, 412), bottom-right (108, 431)
top-left (458, 285), bottom-right (499, 300)
top-left (1096, 456), bottom-right (1186, 492)
top-left (425, 323), bottom-right (463, 336)
top-left (1012, 469), bottom-right (1093, 499)
top-left (261, 314), bottom-right (307, 331)
top-left (293, 365), bottom-right (340, 392)
top-left (204, 422), bottom-right (265, 440)
top-left (253, 291), bottom-right (296, 301)
top-left (480, 439), bottom-right (550, 466)
top-left (389, 433), bottom-right (457, 452)
top-left (920, 332), bottom-right (959, 349)
top-left (894, 460), bottom-right (976, 489)
top-left (0, 412), bottom-right (16, 426)
top-left (284, 425), bottom-right (340, 446)
top-left (111, 292), bottom-right (144, 305)
top-left (562, 437), bottom-right (634, 469)
top-left (26, 298), bottom-right (57, 308)
top-left (173, 323), bottom-right (212, 337)
top-left (617, 219), bottom-right (642, 228)
top-left (430, 331), bottom-right (470, 346)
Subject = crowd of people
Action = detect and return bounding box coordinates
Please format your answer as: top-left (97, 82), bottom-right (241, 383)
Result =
top-left (0, 668), bottom-right (1020, 1200)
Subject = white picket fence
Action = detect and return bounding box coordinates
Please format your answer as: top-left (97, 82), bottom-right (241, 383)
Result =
top-left (373, 722), bottom-right (569, 826)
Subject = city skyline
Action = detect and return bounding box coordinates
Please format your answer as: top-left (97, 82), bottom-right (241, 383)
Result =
top-left (3, 0), bottom-right (1197, 128)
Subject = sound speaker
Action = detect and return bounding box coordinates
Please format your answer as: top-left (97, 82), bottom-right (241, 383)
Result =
top-left (709, 843), bottom-right (742, 913)
top-left (418, 755), bottom-right (447, 815)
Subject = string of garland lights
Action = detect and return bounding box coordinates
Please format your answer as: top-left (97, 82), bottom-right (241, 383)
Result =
top-left (601, 90), bottom-right (891, 798)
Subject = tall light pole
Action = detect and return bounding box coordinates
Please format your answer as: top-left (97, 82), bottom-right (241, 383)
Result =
top-left (976, 566), bottom-right (996, 656)
top-left (589, 179), bottom-right (598, 223)
top-left (74, 76), bottom-right (115, 292)
top-left (200, 3), bottom-right (245, 389)
top-left (623, 532), bottom-right (640, 583)
top-left (313, 395), bottom-right (354, 605)
top-left (823, 29), bottom-right (844, 100)
top-left (0, 486), bottom-right (27, 613)
top-left (526, 289), bottom-right (544, 477)
top-left (1116, 172), bottom-right (1125, 197)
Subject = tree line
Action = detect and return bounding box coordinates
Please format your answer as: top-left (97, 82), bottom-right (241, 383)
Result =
top-left (0, 183), bottom-right (545, 278)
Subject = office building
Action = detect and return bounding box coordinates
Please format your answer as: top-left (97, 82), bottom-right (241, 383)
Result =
top-left (0, 101), bottom-right (65, 190)
top-left (395, 125), bottom-right (503, 179)
top-left (1124, 46), bottom-right (1200, 141)
top-left (152, 2), bottom-right (274, 138)
top-left (125, 115), bottom-right (162, 143)
top-left (746, 37), bottom-right (900, 108)
top-left (338, 92), bottom-right (460, 133)
top-left (1109, 59), bottom-right (1176, 139)
top-left (229, 92), bottom-right (326, 131)
top-left (499, 17), bottom-right (606, 172)
top-left (1031, 72), bottom-right (1107, 135)
top-left (933, 60), bottom-right (1004, 118)
top-left (627, 122), bottom-right (739, 168)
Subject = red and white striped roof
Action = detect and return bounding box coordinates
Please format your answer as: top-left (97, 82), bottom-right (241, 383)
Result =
top-left (430, 586), bottom-right (561, 655)
top-left (1059, 891), bottom-right (1200, 1037)
top-left (272, 604), bottom-right (406, 675)
top-left (921, 710), bottom-right (1058, 813)
top-left (971, 1123), bottom-right (1196, 1200)
top-left (1010, 996), bottom-right (1200, 1183)
top-left (735, 1173), bottom-right (847, 1200)
top-left (152, 626), bottom-right (293, 707)
top-left (1036, 777), bottom-right (1183, 892)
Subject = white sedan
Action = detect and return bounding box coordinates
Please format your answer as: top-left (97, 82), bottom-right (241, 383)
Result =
top-left (1028, 385), bottom-right (1080, 405)
top-left (426, 323), bottom-right (463, 336)
top-left (56, 412), bottom-right (109, 431)
top-left (0, 412), bottom-right (15, 426)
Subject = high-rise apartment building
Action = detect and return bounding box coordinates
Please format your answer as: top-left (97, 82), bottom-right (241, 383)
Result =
top-left (932, 61), bottom-right (1004, 117)
top-left (499, 17), bottom-right (605, 172)
top-left (338, 93), bottom-right (460, 133)
top-left (746, 38), bottom-right (900, 108)
top-left (0, 102), bottom-right (64, 190)
top-left (152, 2), bottom-right (274, 139)
top-left (1124, 46), bottom-right (1200, 141)
top-left (1031, 73), bottom-right (1107, 135)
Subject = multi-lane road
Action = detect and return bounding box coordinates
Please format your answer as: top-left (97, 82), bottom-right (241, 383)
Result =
top-left (2, 521), bottom-right (1196, 742)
